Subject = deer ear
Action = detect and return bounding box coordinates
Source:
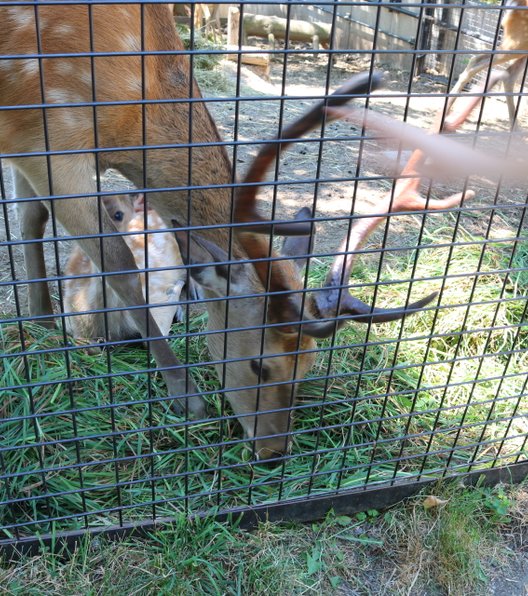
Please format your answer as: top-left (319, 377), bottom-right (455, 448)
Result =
top-left (281, 207), bottom-right (314, 270)
top-left (132, 193), bottom-right (145, 212)
top-left (173, 226), bottom-right (249, 296)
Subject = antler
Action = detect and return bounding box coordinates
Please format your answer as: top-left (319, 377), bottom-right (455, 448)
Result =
top-left (234, 71), bottom-right (383, 236)
top-left (304, 114), bottom-right (475, 337)
top-left (298, 104), bottom-right (483, 337)
top-left (236, 74), bottom-right (486, 339)
top-left (233, 73), bottom-right (387, 334)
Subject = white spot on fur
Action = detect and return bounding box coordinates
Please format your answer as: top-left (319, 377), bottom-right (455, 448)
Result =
top-left (123, 33), bottom-right (141, 53)
top-left (55, 61), bottom-right (74, 77)
top-left (45, 89), bottom-right (70, 104)
top-left (60, 110), bottom-right (86, 129)
top-left (7, 8), bottom-right (34, 29)
top-left (21, 59), bottom-right (39, 77)
top-left (0, 59), bottom-right (38, 84)
top-left (45, 89), bottom-right (84, 105)
top-left (54, 24), bottom-right (75, 37)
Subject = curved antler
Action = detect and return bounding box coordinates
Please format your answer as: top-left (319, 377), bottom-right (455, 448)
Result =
top-left (300, 108), bottom-right (476, 338)
top-left (234, 71), bottom-right (384, 236)
top-left (233, 72), bottom-right (386, 335)
top-left (235, 73), bottom-right (479, 339)
top-left (305, 162), bottom-right (469, 337)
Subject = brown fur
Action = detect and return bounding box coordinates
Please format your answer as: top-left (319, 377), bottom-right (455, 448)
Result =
top-left (2, 4), bottom-right (483, 459)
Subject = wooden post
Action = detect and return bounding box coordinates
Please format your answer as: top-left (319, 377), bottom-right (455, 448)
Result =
top-left (227, 6), bottom-right (240, 46)
top-left (227, 6), bottom-right (270, 73)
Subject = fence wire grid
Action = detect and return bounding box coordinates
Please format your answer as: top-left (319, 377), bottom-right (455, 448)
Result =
top-left (0, 0), bottom-right (527, 552)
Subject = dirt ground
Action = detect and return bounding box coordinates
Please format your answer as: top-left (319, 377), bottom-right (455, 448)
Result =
top-left (1, 53), bottom-right (527, 318)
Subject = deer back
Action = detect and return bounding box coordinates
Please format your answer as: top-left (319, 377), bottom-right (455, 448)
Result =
top-left (501, 1), bottom-right (528, 51)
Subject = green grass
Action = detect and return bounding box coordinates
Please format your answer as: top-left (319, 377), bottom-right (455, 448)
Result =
top-left (1, 481), bottom-right (526, 595)
top-left (1, 221), bottom-right (527, 539)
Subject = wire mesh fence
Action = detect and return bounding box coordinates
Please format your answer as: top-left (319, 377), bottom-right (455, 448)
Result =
top-left (0, 0), bottom-right (527, 554)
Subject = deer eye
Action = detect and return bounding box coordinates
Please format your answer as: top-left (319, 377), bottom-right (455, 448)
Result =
top-left (250, 359), bottom-right (270, 383)
top-left (114, 210), bottom-right (124, 222)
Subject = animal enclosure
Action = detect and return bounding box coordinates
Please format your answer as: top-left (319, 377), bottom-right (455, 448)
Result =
top-left (0, 1), bottom-right (527, 555)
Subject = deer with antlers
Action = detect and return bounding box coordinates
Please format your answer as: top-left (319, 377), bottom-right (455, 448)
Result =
top-left (1, 3), bottom-right (475, 459)
top-left (446, 0), bottom-right (528, 129)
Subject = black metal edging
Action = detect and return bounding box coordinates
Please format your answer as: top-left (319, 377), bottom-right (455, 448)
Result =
top-left (2, 460), bottom-right (527, 562)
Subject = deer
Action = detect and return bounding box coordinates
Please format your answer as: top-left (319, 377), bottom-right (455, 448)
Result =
top-left (64, 193), bottom-right (186, 343)
top-left (446, 0), bottom-right (528, 129)
top-left (0, 4), bottom-right (476, 460)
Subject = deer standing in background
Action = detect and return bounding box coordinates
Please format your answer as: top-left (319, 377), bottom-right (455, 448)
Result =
top-left (64, 193), bottom-right (186, 343)
top-left (1, 4), bottom-right (473, 459)
top-left (446, 0), bottom-right (528, 128)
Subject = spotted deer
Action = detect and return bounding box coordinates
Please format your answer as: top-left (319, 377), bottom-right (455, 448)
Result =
top-left (446, 0), bottom-right (528, 128)
top-left (64, 193), bottom-right (186, 343)
top-left (1, 4), bottom-right (473, 459)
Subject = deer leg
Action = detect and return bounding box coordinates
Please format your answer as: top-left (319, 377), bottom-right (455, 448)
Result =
top-left (20, 156), bottom-right (206, 418)
top-left (211, 4), bottom-right (221, 42)
top-left (14, 167), bottom-right (55, 327)
top-left (503, 58), bottom-right (527, 129)
top-left (443, 67), bottom-right (512, 132)
top-left (445, 57), bottom-right (526, 132)
top-left (447, 55), bottom-right (490, 113)
top-left (447, 53), bottom-right (521, 116)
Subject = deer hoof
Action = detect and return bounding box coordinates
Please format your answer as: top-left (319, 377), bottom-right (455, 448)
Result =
top-left (170, 388), bottom-right (208, 420)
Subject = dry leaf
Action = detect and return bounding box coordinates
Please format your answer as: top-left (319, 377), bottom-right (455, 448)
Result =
top-left (423, 495), bottom-right (449, 509)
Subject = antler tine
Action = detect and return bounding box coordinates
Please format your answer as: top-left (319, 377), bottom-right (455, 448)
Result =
top-left (390, 111), bottom-right (475, 214)
top-left (304, 166), bottom-right (438, 335)
top-left (234, 71), bottom-right (384, 237)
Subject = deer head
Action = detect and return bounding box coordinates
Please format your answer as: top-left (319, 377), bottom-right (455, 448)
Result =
top-left (100, 193), bottom-right (138, 232)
